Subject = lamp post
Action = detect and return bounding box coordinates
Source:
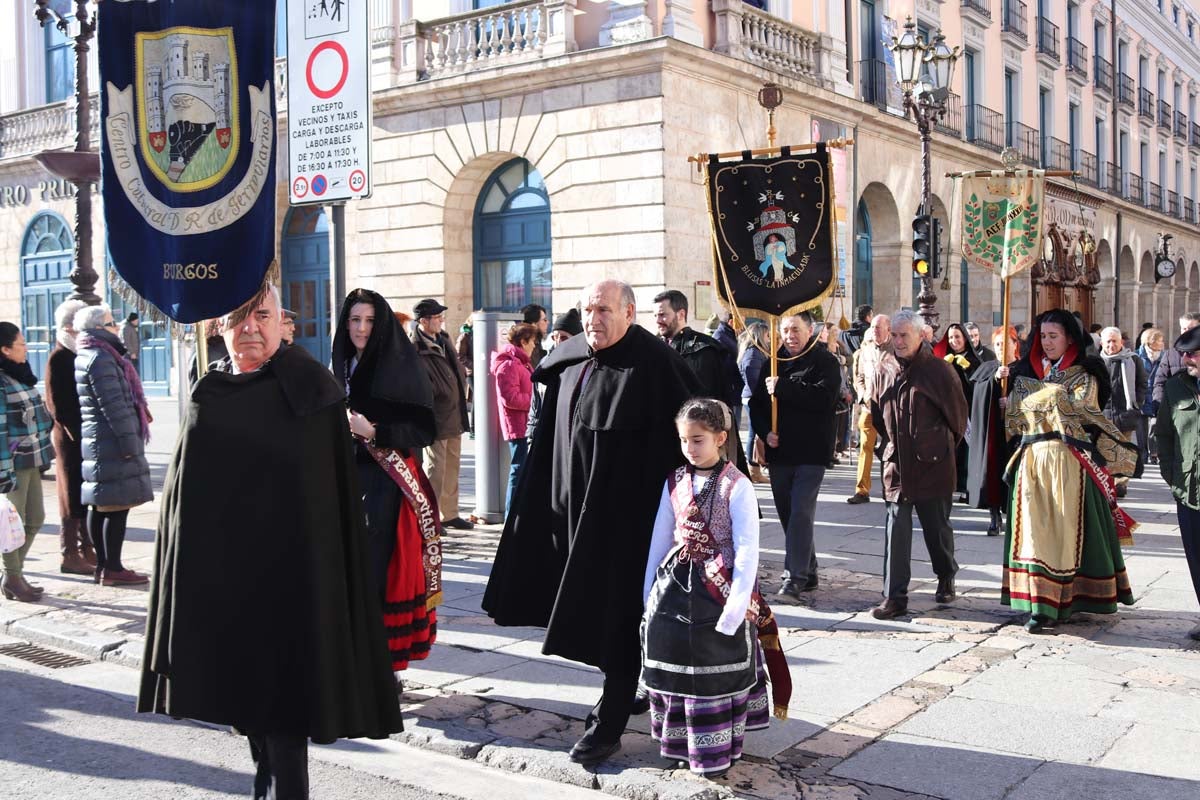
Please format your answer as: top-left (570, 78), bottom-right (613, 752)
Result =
top-left (34, 0), bottom-right (101, 305)
top-left (889, 17), bottom-right (959, 332)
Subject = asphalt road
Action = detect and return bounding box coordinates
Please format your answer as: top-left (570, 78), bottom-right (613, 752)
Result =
top-left (0, 658), bottom-right (596, 800)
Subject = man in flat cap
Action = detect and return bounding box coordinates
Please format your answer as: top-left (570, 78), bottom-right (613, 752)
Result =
top-left (1155, 324), bottom-right (1200, 641)
top-left (280, 308), bottom-right (298, 347)
top-left (412, 298), bottom-right (473, 530)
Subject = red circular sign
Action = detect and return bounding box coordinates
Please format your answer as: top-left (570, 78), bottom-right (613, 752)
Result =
top-left (305, 41), bottom-right (348, 100)
top-left (292, 176), bottom-right (308, 198)
top-left (348, 169), bottom-right (366, 193)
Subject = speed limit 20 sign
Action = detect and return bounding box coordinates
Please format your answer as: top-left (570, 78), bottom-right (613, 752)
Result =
top-left (286, 0), bottom-right (371, 204)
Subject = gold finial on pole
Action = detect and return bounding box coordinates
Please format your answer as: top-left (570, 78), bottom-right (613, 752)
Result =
top-left (758, 82), bottom-right (784, 150)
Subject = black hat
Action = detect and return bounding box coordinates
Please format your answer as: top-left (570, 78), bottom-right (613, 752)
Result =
top-left (1174, 326), bottom-right (1200, 354)
top-left (413, 298), bottom-right (448, 319)
top-left (552, 308), bottom-right (583, 336)
top-left (282, 308), bottom-right (298, 321)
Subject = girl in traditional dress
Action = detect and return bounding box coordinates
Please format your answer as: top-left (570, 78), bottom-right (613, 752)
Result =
top-left (996, 309), bottom-right (1138, 633)
top-left (641, 398), bottom-right (770, 778)
top-left (332, 289), bottom-right (441, 674)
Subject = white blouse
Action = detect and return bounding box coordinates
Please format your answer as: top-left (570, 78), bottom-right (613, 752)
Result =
top-left (642, 472), bottom-right (760, 636)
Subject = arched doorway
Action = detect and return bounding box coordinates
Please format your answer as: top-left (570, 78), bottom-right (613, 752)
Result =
top-left (1094, 239), bottom-right (1114, 326)
top-left (1137, 251), bottom-right (1155, 332)
top-left (281, 206), bottom-right (332, 364)
top-left (857, 182), bottom-right (901, 312)
top-left (20, 211), bottom-right (74, 380)
top-left (853, 200), bottom-right (873, 307)
top-left (1117, 245), bottom-right (1135, 330)
top-left (473, 158), bottom-right (552, 312)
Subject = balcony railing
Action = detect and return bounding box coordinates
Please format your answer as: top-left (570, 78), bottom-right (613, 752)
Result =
top-left (1104, 161), bottom-right (1121, 195)
top-left (858, 58), bottom-right (890, 110)
top-left (933, 91), bottom-right (963, 137)
top-left (1186, 197), bottom-right (1196, 224)
top-left (1037, 17), bottom-right (1060, 61)
top-left (1002, 0), bottom-right (1028, 40)
top-left (714, 1), bottom-right (828, 86)
top-left (966, 104), bottom-right (1005, 151)
top-left (1192, 122), bottom-right (1200, 149)
top-left (1139, 88), bottom-right (1156, 120)
top-left (1118, 74), bottom-right (1135, 107)
top-left (1043, 136), bottom-right (1072, 170)
top-left (1078, 150), bottom-right (1099, 186)
top-left (1159, 99), bottom-right (1173, 129)
top-left (1007, 120), bottom-right (1040, 164)
top-left (1168, 190), bottom-right (1180, 217)
top-left (1148, 181), bottom-right (1163, 210)
top-left (1175, 111), bottom-right (1189, 140)
top-left (0, 94), bottom-right (99, 161)
top-left (1127, 174), bottom-right (1144, 204)
top-left (1067, 37), bottom-right (1087, 77)
top-left (1093, 56), bottom-right (1113, 93)
top-left (962, 0), bottom-right (992, 20)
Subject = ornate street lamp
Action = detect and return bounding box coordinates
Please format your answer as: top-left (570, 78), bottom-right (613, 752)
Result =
top-left (889, 17), bottom-right (959, 332)
top-left (33, 0), bottom-right (101, 305)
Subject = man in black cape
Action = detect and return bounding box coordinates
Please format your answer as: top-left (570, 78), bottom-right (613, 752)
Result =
top-left (139, 284), bottom-right (401, 798)
top-left (483, 279), bottom-right (699, 765)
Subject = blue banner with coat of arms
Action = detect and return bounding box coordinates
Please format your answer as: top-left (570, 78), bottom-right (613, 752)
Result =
top-left (99, 0), bottom-right (276, 323)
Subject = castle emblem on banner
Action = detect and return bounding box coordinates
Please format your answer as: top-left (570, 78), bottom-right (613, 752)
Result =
top-left (137, 27), bottom-right (238, 192)
top-left (749, 193), bottom-right (803, 285)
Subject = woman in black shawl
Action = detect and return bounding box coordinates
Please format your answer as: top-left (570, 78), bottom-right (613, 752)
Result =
top-left (966, 326), bottom-right (1020, 536)
top-left (933, 323), bottom-right (982, 499)
top-left (331, 289), bottom-right (439, 671)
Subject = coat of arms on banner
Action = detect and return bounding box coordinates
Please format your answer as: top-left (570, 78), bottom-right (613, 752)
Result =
top-left (960, 172), bottom-right (1046, 278)
top-left (136, 27), bottom-right (238, 192)
top-left (100, 2), bottom-right (276, 323)
top-left (706, 146), bottom-right (837, 318)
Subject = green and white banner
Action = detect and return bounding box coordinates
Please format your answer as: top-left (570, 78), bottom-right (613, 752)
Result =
top-left (960, 171), bottom-right (1046, 279)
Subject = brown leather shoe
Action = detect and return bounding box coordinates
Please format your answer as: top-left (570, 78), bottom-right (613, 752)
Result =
top-left (2, 575), bottom-right (41, 603)
top-left (101, 569), bottom-right (149, 587)
top-left (871, 597), bottom-right (908, 620)
top-left (61, 552), bottom-right (94, 576)
top-left (935, 576), bottom-right (956, 604)
top-left (81, 545), bottom-right (98, 568)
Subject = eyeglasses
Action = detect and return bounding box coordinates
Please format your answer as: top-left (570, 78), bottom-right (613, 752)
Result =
top-left (102, 322), bottom-right (118, 329)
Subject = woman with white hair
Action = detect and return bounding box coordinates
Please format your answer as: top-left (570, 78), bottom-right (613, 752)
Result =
top-left (45, 299), bottom-right (96, 575)
top-left (74, 303), bottom-right (153, 586)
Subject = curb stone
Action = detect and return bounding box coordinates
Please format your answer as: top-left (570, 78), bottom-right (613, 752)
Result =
top-left (8, 614), bottom-right (126, 658)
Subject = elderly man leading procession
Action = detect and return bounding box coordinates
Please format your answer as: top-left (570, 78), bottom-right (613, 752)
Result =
top-left (6, 275), bottom-right (1196, 793)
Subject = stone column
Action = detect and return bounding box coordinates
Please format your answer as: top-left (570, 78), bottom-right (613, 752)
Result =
top-left (822, 0), bottom-right (852, 95)
top-left (543, 0), bottom-right (579, 57)
top-left (398, 19), bottom-right (428, 82)
top-left (599, 0), bottom-right (654, 46)
top-left (662, 0), bottom-right (703, 47)
top-left (711, 0), bottom-right (746, 59)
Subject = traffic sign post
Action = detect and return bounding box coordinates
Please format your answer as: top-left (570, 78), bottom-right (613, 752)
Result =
top-left (286, 0), bottom-right (371, 206)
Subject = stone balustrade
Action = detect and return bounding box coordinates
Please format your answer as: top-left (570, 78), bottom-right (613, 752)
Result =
top-left (711, 0), bottom-right (829, 89)
top-left (397, 0), bottom-right (576, 82)
top-left (0, 94), bottom-right (99, 161)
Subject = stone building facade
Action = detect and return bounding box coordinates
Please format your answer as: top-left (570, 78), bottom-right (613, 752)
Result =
top-left (2, 0), bottom-right (1199, 377)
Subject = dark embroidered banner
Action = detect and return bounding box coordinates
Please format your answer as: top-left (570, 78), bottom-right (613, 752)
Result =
top-left (706, 145), bottom-right (837, 318)
top-left (99, 0), bottom-right (276, 323)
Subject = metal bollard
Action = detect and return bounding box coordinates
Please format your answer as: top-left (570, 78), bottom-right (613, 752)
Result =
top-left (472, 311), bottom-right (521, 523)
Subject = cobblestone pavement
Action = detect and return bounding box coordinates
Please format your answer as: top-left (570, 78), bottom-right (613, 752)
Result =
top-left (2, 400), bottom-right (1199, 799)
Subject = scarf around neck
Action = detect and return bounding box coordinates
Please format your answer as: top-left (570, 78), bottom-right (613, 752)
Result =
top-left (0, 357), bottom-right (37, 387)
top-left (79, 331), bottom-right (151, 444)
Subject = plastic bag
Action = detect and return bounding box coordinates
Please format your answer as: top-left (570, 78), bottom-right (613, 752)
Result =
top-left (0, 494), bottom-right (25, 554)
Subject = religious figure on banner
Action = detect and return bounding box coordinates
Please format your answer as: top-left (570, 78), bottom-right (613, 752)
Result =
top-left (707, 145), bottom-right (838, 319)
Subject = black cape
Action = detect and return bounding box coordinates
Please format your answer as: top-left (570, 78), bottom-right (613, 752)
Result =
top-left (138, 345), bottom-right (403, 742)
top-left (482, 325), bottom-right (699, 670)
top-left (965, 360), bottom-right (1010, 509)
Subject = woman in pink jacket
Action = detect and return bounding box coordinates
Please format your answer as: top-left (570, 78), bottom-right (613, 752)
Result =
top-left (491, 323), bottom-right (539, 515)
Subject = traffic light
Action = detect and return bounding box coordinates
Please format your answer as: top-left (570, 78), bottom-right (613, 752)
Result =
top-left (912, 214), bottom-right (932, 278)
top-left (930, 218), bottom-right (943, 278)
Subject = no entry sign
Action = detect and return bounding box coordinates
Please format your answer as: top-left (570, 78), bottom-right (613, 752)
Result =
top-left (286, 0), bottom-right (370, 205)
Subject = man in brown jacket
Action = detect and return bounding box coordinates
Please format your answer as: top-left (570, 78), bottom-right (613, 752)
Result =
top-left (869, 310), bottom-right (968, 619)
top-left (413, 298), bottom-right (473, 530)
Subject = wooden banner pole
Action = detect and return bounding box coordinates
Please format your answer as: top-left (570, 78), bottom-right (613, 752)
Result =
top-left (196, 321), bottom-right (210, 378)
top-left (1000, 281), bottom-right (1011, 395)
top-left (770, 315), bottom-right (779, 435)
top-left (945, 169), bottom-right (1077, 178)
top-left (689, 138), bottom-right (856, 171)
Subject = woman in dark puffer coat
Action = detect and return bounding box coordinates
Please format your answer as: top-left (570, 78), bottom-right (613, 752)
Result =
top-left (74, 303), bottom-right (153, 586)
